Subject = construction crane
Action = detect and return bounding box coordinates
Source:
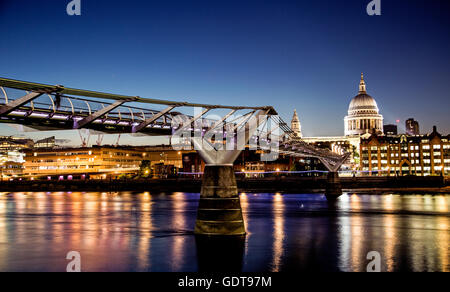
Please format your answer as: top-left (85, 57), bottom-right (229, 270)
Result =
top-left (78, 129), bottom-right (91, 147)
top-left (115, 134), bottom-right (121, 147)
top-left (96, 134), bottom-right (104, 146)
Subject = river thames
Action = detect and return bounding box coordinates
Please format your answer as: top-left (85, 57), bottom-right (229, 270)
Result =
top-left (0, 192), bottom-right (448, 272)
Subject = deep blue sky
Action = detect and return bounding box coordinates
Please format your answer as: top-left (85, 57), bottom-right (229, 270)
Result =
top-left (0, 0), bottom-right (449, 144)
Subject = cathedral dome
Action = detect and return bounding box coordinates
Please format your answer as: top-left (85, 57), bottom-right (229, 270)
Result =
top-left (348, 93), bottom-right (379, 116)
top-left (344, 73), bottom-right (384, 136)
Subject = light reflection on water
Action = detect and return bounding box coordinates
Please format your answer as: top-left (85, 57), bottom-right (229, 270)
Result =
top-left (0, 192), bottom-right (448, 272)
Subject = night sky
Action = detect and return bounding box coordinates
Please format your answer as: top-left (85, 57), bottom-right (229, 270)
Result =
top-left (0, 0), bottom-right (449, 145)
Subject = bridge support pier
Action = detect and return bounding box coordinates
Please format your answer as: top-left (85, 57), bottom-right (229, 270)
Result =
top-left (195, 165), bottom-right (246, 236)
top-left (191, 108), bottom-right (270, 236)
top-left (325, 171), bottom-right (342, 200)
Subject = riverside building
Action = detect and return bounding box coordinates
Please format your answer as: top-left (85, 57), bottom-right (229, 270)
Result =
top-left (22, 145), bottom-right (187, 179)
top-left (360, 126), bottom-right (450, 176)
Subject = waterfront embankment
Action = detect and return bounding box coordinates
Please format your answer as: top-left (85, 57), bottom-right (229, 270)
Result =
top-left (0, 176), bottom-right (448, 194)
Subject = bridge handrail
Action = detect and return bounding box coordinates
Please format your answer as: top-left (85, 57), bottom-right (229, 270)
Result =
top-left (0, 77), bottom-right (276, 113)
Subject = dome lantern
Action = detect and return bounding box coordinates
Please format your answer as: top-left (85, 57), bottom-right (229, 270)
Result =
top-left (359, 73), bottom-right (367, 94)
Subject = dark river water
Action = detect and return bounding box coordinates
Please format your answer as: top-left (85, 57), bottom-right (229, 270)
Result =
top-left (0, 192), bottom-right (448, 272)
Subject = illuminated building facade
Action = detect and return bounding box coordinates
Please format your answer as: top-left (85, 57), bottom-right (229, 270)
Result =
top-left (23, 146), bottom-right (186, 179)
top-left (0, 136), bottom-right (34, 151)
top-left (360, 126), bottom-right (450, 176)
top-left (23, 146), bottom-right (144, 178)
top-left (0, 161), bottom-right (23, 179)
top-left (344, 73), bottom-right (384, 136)
top-left (0, 136), bottom-right (34, 164)
top-left (34, 136), bottom-right (56, 149)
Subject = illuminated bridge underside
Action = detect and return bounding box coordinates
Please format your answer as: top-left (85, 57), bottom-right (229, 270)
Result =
top-left (0, 105), bottom-right (173, 136)
top-left (0, 77), bottom-right (347, 172)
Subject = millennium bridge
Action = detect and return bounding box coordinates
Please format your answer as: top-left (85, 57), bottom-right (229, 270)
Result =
top-left (0, 77), bottom-right (348, 236)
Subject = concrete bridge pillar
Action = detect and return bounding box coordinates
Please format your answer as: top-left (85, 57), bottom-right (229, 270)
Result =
top-left (325, 171), bottom-right (342, 200)
top-left (194, 165), bottom-right (246, 236)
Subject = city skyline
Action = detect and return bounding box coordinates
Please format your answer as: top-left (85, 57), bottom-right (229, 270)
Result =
top-left (0, 73), bottom-right (444, 147)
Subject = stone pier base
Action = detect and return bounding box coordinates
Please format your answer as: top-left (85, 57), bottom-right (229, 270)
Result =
top-left (325, 171), bottom-right (342, 200)
top-left (195, 165), bottom-right (246, 236)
